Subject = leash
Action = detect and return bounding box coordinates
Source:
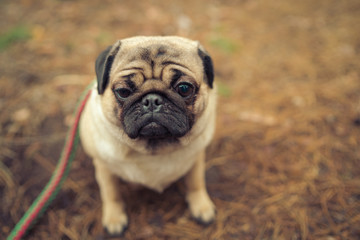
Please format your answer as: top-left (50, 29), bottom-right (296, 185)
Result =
top-left (7, 84), bottom-right (93, 240)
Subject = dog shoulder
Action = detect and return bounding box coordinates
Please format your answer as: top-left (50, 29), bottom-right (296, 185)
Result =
top-left (79, 88), bottom-right (130, 161)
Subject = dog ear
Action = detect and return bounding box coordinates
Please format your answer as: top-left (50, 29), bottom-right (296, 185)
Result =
top-left (197, 45), bottom-right (214, 89)
top-left (95, 40), bottom-right (122, 94)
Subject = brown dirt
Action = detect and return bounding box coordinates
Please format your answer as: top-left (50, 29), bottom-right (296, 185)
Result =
top-left (1, 0), bottom-right (360, 239)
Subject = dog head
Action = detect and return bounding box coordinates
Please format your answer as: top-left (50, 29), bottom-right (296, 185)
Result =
top-left (95, 36), bottom-right (214, 151)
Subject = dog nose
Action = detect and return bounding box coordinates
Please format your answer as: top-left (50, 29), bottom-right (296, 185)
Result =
top-left (142, 93), bottom-right (164, 112)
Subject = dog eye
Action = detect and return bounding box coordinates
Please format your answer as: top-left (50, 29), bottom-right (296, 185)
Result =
top-left (114, 88), bottom-right (132, 100)
top-left (176, 83), bottom-right (194, 98)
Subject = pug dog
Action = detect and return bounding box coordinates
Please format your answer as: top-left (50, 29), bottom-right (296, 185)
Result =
top-left (79, 36), bottom-right (216, 235)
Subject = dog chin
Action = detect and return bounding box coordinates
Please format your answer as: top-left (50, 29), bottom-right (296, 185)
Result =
top-left (123, 111), bottom-right (190, 139)
top-left (144, 136), bottom-right (180, 153)
top-left (138, 122), bottom-right (172, 139)
top-left (125, 121), bottom-right (188, 153)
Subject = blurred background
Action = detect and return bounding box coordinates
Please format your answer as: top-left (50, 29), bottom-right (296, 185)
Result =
top-left (1, 0), bottom-right (359, 239)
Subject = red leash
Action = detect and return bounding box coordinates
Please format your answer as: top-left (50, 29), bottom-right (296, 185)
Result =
top-left (7, 87), bottom-right (92, 240)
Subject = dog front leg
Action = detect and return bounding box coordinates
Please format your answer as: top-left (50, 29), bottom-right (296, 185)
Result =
top-left (184, 150), bottom-right (216, 224)
top-left (93, 159), bottom-right (128, 235)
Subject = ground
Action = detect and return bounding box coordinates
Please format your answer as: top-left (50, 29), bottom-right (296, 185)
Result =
top-left (1, 0), bottom-right (360, 239)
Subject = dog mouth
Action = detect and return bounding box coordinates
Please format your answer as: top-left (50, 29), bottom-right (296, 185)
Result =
top-left (124, 112), bottom-right (189, 140)
top-left (122, 93), bottom-right (193, 140)
top-left (139, 121), bottom-right (171, 139)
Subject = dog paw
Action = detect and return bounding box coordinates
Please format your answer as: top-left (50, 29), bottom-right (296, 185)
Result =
top-left (187, 190), bottom-right (216, 224)
top-left (102, 202), bottom-right (128, 235)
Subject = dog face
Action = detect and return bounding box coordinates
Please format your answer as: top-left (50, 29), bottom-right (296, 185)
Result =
top-left (95, 36), bottom-right (214, 151)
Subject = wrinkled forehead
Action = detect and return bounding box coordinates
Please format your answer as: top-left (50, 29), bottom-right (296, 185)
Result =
top-left (112, 37), bottom-right (201, 68)
top-left (123, 44), bottom-right (181, 63)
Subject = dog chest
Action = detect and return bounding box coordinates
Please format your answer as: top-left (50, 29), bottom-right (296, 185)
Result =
top-left (103, 150), bottom-right (197, 192)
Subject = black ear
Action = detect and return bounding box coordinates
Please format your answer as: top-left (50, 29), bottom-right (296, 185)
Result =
top-left (95, 40), bottom-right (121, 94)
top-left (198, 48), bottom-right (214, 89)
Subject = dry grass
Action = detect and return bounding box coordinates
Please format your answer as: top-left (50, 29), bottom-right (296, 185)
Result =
top-left (1, 0), bottom-right (360, 239)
